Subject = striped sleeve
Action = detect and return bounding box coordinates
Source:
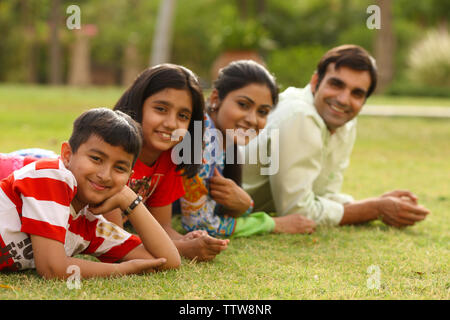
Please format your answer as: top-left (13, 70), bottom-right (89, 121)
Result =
top-left (14, 159), bottom-right (77, 243)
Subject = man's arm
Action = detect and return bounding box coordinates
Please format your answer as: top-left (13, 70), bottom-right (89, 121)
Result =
top-left (340, 190), bottom-right (430, 227)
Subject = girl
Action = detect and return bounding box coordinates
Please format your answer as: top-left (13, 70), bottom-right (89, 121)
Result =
top-left (180, 60), bottom-right (316, 237)
top-left (111, 63), bottom-right (229, 261)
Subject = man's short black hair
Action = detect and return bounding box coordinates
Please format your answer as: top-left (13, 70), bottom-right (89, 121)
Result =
top-left (316, 44), bottom-right (378, 98)
top-left (69, 108), bottom-right (143, 166)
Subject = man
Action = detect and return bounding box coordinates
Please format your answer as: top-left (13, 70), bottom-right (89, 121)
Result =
top-left (242, 44), bottom-right (430, 227)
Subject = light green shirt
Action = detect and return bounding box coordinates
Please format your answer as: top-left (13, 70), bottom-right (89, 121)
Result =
top-left (242, 85), bottom-right (356, 226)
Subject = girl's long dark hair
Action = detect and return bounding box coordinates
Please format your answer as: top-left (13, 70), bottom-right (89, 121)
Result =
top-left (114, 64), bottom-right (205, 178)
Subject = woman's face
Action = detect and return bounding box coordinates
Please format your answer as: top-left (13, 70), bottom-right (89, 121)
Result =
top-left (140, 88), bottom-right (193, 161)
top-left (210, 83), bottom-right (273, 146)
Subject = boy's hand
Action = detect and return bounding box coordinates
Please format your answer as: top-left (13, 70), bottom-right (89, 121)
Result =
top-left (89, 186), bottom-right (136, 215)
top-left (209, 167), bottom-right (252, 214)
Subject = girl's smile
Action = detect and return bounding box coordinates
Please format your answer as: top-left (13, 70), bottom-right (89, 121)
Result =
top-left (210, 83), bottom-right (274, 146)
top-left (140, 88), bottom-right (193, 165)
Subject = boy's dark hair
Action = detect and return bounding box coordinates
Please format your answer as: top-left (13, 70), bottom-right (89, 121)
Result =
top-left (212, 60), bottom-right (279, 108)
top-left (315, 44), bottom-right (378, 98)
top-left (114, 63), bottom-right (205, 178)
top-left (69, 108), bottom-right (143, 166)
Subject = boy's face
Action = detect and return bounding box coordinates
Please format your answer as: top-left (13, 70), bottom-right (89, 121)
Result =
top-left (61, 135), bottom-right (134, 211)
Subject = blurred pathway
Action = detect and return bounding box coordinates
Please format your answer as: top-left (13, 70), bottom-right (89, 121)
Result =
top-left (361, 105), bottom-right (450, 118)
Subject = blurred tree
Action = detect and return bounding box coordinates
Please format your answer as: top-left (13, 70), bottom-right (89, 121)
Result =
top-left (374, 0), bottom-right (395, 93)
top-left (151, 0), bottom-right (176, 66)
top-left (49, 0), bottom-right (62, 84)
top-left (20, 0), bottom-right (38, 83)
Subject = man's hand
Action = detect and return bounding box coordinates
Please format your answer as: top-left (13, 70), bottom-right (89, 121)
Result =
top-left (209, 167), bottom-right (252, 215)
top-left (377, 190), bottom-right (430, 228)
top-left (381, 190), bottom-right (418, 204)
top-left (178, 231), bottom-right (230, 262)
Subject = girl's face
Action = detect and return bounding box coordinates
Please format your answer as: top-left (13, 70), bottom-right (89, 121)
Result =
top-left (210, 83), bottom-right (273, 146)
top-left (140, 88), bottom-right (193, 162)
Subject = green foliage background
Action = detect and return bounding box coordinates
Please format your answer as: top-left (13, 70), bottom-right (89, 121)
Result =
top-left (0, 0), bottom-right (449, 93)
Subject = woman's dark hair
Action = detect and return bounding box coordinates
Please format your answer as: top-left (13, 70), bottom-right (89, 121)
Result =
top-left (114, 63), bottom-right (205, 178)
top-left (211, 60), bottom-right (279, 109)
top-left (211, 60), bottom-right (279, 189)
top-left (69, 108), bottom-right (143, 167)
top-left (315, 44), bottom-right (378, 98)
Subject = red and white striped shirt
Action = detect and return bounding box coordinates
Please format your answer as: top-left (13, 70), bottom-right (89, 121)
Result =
top-left (0, 158), bottom-right (141, 271)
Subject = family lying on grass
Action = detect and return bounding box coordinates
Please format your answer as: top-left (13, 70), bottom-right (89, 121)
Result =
top-left (0, 45), bottom-right (430, 279)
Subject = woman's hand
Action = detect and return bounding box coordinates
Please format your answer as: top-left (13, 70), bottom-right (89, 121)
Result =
top-left (209, 168), bottom-right (252, 215)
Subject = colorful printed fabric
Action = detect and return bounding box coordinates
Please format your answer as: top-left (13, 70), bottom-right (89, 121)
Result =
top-left (180, 114), bottom-right (253, 237)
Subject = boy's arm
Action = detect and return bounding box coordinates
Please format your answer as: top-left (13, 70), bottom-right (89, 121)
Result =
top-left (30, 235), bottom-right (167, 279)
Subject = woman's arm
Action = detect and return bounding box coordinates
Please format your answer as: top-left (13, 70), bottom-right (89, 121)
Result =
top-left (209, 168), bottom-right (253, 217)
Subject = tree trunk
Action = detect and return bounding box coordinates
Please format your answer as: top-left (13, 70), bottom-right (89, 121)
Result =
top-left (68, 31), bottom-right (91, 86)
top-left (150, 0), bottom-right (176, 66)
top-left (374, 0), bottom-right (395, 93)
top-left (122, 39), bottom-right (142, 87)
top-left (237, 0), bottom-right (249, 19)
top-left (20, 0), bottom-right (37, 83)
top-left (49, 0), bottom-right (62, 85)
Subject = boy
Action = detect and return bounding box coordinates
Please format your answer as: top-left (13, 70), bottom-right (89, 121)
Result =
top-left (0, 108), bottom-right (180, 279)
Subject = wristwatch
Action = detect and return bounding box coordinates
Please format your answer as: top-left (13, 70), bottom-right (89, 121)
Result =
top-left (123, 195), bottom-right (143, 216)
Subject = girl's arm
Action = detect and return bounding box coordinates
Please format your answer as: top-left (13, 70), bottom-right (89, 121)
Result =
top-left (149, 204), bottom-right (184, 240)
top-left (30, 235), bottom-right (167, 279)
top-left (150, 204), bottom-right (229, 261)
top-left (89, 186), bottom-right (181, 269)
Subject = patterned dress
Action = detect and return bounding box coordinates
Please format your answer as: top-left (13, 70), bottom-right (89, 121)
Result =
top-left (180, 114), bottom-right (252, 237)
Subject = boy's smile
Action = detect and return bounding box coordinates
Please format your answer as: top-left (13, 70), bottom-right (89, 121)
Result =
top-left (61, 135), bottom-right (134, 212)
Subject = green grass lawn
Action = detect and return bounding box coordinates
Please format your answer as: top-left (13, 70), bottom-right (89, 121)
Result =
top-left (0, 85), bottom-right (449, 300)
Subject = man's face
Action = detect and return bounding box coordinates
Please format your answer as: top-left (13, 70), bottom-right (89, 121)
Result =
top-left (310, 63), bottom-right (371, 133)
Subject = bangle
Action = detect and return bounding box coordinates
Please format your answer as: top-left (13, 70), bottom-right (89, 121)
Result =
top-left (244, 199), bottom-right (254, 216)
top-left (123, 195), bottom-right (143, 216)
